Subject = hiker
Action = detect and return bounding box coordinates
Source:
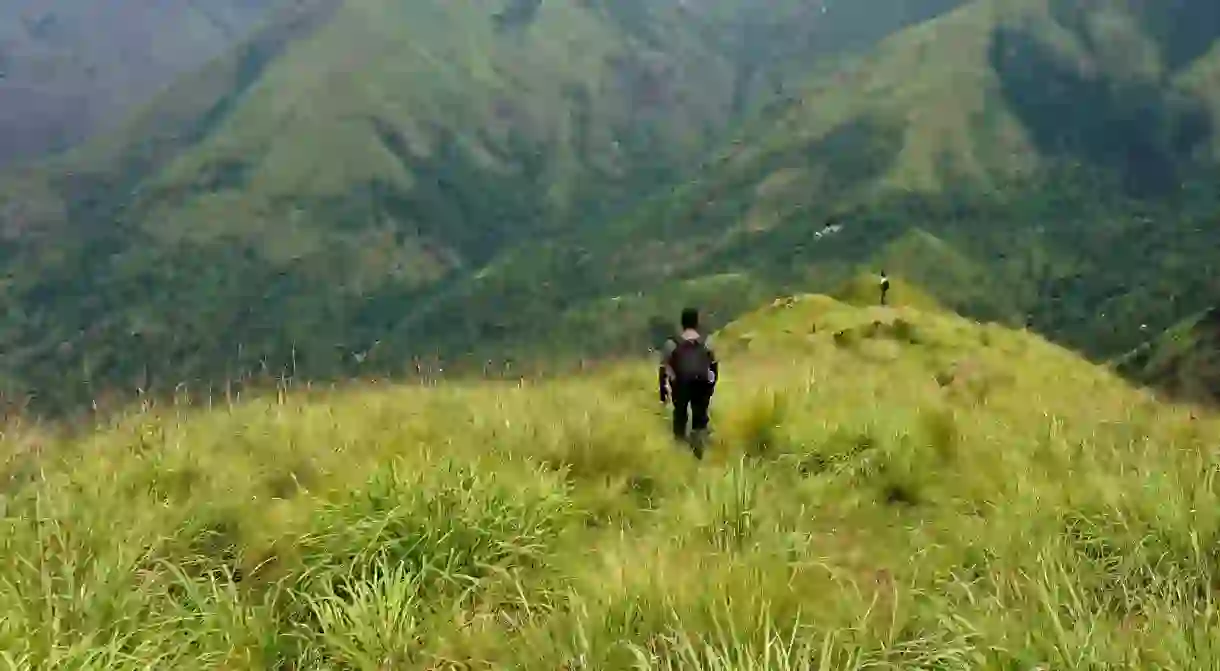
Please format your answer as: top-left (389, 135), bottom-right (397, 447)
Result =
top-left (658, 307), bottom-right (719, 458)
top-left (879, 271), bottom-right (891, 306)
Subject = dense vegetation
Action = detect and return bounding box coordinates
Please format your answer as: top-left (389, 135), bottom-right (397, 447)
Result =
top-left (1118, 307), bottom-right (1220, 405)
top-left (2, 0), bottom-right (1220, 414)
top-left (387, 0), bottom-right (1220, 384)
top-left (4, 296), bottom-right (1220, 668)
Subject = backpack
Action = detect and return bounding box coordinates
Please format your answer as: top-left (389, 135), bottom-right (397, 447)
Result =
top-left (669, 337), bottom-right (713, 384)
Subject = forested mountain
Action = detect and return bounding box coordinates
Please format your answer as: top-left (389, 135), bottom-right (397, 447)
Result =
top-left (2, 0), bottom-right (1219, 413)
top-left (0, 0), bottom-right (279, 166)
top-left (392, 0), bottom-right (1220, 373)
top-left (0, 0), bottom-right (966, 412)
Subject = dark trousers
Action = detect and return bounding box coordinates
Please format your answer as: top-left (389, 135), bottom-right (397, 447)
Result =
top-left (671, 381), bottom-right (713, 439)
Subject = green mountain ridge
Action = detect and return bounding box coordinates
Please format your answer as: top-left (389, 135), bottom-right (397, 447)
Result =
top-left (4, 0), bottom-right (1220, 413)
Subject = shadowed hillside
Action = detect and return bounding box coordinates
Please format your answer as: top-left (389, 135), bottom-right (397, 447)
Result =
top-left (991, 0), bottom-right (1216, 196)
top-left (1118, 307), bottom-right (1220, 405)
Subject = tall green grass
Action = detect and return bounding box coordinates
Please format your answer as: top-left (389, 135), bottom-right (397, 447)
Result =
top-left (2, 298), bottom-right (1219, 669)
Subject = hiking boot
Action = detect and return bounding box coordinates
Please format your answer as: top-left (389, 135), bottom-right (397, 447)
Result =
top-left (690, 429), bottom-right (708, 460)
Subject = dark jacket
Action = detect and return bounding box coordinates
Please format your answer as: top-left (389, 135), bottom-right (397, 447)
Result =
top-left (659, 329), bottom-right (719, 398)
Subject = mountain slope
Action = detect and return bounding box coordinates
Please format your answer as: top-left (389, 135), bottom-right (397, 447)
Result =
top-left (1117, 307), bottom-right (1220, 405)
top-left (0, 0), bottom-right (279, 166)
top-left (1, 0), bottom-right (746, 410)
top-left (6, 0), bottom-right (1220, 413)
top-left (390, 0), bottom-right (1220, 369)
top-left (0, 0), bottom-right (969, 413)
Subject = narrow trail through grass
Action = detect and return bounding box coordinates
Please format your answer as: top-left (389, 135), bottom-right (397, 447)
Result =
top-left (2, 296), bottom-right (1219, 669)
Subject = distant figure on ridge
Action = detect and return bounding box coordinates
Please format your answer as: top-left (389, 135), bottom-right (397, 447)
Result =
top-left (658, 307), bottom-right (719, 459)
top-left (879, 271), bottom-right (891, 306)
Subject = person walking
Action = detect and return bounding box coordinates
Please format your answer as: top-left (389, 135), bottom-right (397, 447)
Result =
top-left (658, 308), bottom-right (719, 458)
top-left (879, 271), bottom-right (891, 306)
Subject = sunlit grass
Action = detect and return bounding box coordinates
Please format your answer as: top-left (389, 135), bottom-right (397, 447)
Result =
top-left (2, 296), bottom-right (1218, 669)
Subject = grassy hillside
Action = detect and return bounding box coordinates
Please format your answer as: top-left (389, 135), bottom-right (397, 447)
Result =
top-left (391, 0), bottom-right (1220, 374)
top-left (3, 296), bottom-right (1219, 668)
